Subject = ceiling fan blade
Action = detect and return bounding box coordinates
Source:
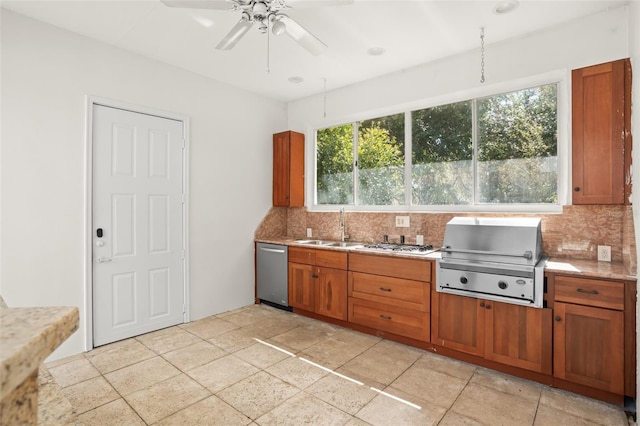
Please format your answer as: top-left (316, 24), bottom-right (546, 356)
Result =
top-left (160, 0), bottom-right (235, 10)
top-left (279, 15), bottom-right (327, 56)
top-left (216, 18), bottom-right (254, 50)
top-left (286, 0), bottom-right (353, 8)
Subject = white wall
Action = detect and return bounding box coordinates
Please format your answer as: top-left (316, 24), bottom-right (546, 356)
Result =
top-left (0, 10), bottom-right (286, 360)
top-left (288, 6), bottom-right (628, 130)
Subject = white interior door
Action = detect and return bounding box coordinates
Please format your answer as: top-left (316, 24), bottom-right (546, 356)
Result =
top-left (92, 104), bottom-right (185, 347)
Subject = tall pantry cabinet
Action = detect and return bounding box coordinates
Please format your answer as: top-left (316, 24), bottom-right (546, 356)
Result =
top-left (273, 130), bottom-right (305, 207)
top-left (571, 58), bottom-right (632, 204)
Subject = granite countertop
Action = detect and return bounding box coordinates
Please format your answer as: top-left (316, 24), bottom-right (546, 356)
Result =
top-left (1, 304), bottom-right (79, 398)
top-left (256, 237), bottom-right (637, 281)
top-left (256, 237), bottom-right (442, 260)
top-left (545, 258), bottom-right (636, 281)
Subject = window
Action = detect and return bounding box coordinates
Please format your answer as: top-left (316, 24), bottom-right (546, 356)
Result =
top-left (476, 85), bottom-right (558, 204)
top-left (316, 114), bottom-right (405, 205)
top-left (412, 100), bottom-right (473, 205)
top-left (315, 83), bottom-right (558, 209)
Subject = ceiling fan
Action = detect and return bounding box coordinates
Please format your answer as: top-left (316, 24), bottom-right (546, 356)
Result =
top-left (161, 0), bottom-right (352, 56)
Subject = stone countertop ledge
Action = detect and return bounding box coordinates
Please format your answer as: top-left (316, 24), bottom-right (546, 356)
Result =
top-left (0, 304), bottom-right (79, 402)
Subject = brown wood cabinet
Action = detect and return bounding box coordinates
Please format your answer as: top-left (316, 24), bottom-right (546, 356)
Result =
top-left (288, 247), bottom-right (348, 320)
top-left (552, 275), bottom-right (626, 395)
top-left (348, 253), bottom-right (430, 342)
top-left (572, 58), bottom-right (631, 205)
top-left (432, 291), bottom-right (552, 374)
top-left (273, 130), bottom-right (304, 207)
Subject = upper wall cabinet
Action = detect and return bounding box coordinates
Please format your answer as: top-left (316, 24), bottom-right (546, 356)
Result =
top-left (273, 131), bottom-right (305, 207)
top-left (572, 58), bottom-right (632, 205)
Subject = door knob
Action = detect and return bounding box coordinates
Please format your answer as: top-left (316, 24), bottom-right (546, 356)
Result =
top-left (96, 257), bottom-right (112, 263)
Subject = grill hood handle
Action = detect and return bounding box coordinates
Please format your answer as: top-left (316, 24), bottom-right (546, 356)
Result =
top-left (441, 246), bottom-right (533, 260)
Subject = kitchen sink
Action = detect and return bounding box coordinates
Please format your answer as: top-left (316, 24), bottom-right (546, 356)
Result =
top-left (295, 240), bottom-right (364, 248)
top-left (295, 239), bottom-right (335, 246)
top-left (327, 241), bottom-right (364, 248)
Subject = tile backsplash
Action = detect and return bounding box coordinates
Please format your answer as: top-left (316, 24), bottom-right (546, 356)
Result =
top-left (255, 205), bottom-right (636, 273)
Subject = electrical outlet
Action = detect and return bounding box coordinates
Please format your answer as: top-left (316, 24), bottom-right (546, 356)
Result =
top-left (416, 235), bottom-right (424, 245)
top-left (306, 228), bottom-right (313, 238)
top-left (395, 216), bottom-right (410, 227)
top-left (597, 245), bottom-right (611, 262)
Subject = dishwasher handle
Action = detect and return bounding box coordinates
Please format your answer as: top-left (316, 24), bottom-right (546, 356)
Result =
top-left (259, 247), bottom-right (287, 254)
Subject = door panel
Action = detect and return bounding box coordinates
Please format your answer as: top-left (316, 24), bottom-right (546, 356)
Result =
top-left (431, 291), bottom-right (484, 356)
top-left (93, 105), bottom-right (185, 347)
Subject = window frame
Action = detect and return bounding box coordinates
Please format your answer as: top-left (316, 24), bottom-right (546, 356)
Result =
top-left (308, 70), bottom-right (570, 213)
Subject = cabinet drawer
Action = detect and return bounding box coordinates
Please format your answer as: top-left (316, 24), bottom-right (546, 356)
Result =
top-left (316, 250), bottom-right (348, 269)
top-left (288, 247), bottom-right (347, 269)
top-left (289, 247), bottom-right (316, 265)
top-left (350, 272), bottom-right (429, 311)
top-left (554, 276), bottom-right (624, 310)
top-left (348, 298), bottom-right (429, 342)
top-left (349, 253), bottom-right (431, 282)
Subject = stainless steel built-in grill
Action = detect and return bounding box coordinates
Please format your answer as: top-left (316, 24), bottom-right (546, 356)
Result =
top-left (437, 217), bottom-right (547, 308)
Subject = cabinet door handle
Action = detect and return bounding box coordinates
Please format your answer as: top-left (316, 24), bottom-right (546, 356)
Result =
top-left (577, 288), bottom-right (598, 295)
top-left (555, 316), bottom-right (562, 322)
top-left (574, 187), bottom-right (581, 192)
top-left (479, 302), bottom-right (485, 307)
top-left (379, 287), bottom-right (392, 292)
top-left (311, 274), bottom-right (318, 278)
top-left (379, 314), bottom-right (392, 320)
top-left (485, 304), bottom-right (491, 310)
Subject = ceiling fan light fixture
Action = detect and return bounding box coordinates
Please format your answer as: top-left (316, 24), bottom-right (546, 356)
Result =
top-left (493, 0), bottom-right (519, 14)
top-left (253, 1), bottom-right (268, 20)
top-left (272, 19), bottom-right (286, 36)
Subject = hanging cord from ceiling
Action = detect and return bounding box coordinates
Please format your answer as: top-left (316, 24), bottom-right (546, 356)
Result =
top-left (323, 78), bottom-right (327, 118)
top-left (480, 27), bottom-right (486, 84)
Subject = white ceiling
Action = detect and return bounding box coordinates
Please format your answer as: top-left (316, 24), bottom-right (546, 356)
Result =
top-left (1, 0), bottom-right (628, 102)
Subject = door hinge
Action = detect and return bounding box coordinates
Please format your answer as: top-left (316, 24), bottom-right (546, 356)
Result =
top-left (181, 194), bottom-right (185, 204)
top-left (182, 138), bottom-right (186, 149)
top-left (183, 304), bottom-right (186, 314)
top-left (181, 250), bottom-right (186, 259)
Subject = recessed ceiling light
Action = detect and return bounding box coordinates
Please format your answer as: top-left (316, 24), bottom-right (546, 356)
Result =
top-left (494, 0), bottom-right (519, 14)
top-left (367, 47), bottom-right (386, 56)
top-left (288, 76), bottom-right (304, 84)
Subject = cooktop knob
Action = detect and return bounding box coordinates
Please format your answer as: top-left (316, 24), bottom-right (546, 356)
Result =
top-left (498, 281), bottom-right (508, 290)
top-left (460, 276), bottom-right (468, 284)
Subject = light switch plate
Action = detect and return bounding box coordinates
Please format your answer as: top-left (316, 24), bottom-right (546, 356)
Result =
top-left (306, 228), bottom-right (313, 238)
top-left (597, 245), bottom-right (611, 262)
top-left (395, 216), bottom-right (410, 227)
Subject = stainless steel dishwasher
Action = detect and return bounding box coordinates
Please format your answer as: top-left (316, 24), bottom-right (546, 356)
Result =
top-left (256, 243), bottom-right (290, 309)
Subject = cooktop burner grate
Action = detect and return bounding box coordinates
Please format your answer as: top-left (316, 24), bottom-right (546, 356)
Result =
top-left (363, 243), bottom-right (434, 253)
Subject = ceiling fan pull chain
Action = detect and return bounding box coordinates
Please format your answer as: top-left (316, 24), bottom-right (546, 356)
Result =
top-left (480, 27), bottom-right (485, 84)
top-left (266, 17), bottom-right (271, 73)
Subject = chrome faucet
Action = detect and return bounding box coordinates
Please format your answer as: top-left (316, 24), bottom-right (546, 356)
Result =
top-left (339, 207), bottom-right (346, 242)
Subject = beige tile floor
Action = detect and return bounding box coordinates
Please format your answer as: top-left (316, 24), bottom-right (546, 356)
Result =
top-left (42, 304), bottom-right (633, 425)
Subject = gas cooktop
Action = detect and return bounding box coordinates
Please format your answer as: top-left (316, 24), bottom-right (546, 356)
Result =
top-left (358, 243), bottom-right (436, 255)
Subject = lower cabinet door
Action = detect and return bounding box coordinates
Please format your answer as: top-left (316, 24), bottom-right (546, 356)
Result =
top-left (431, 291), bottom-right (484, 356)
top-left (288, 262), bottom-right (314, 311)
top-left (315, 267), bottom-right (348, 320)
top-left (348, 298), bottom-right (430, 342)
top-left (553, 302), bottom-right (624, 394)
top-left (484, 301), bottom-right (552, 374)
